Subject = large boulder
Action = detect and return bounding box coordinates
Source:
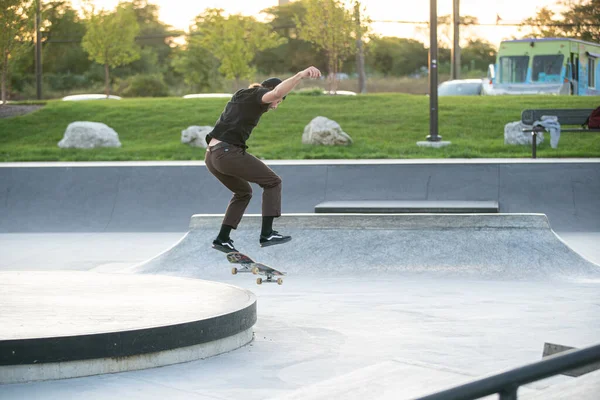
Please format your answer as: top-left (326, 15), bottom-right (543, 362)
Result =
top-left (58, 122), bottom-right (121, 149)
top-left (302, 116), bottom-right (353, 146)
top-left (181, 126), bottom-right (213, 148)
top-left (504, 121), bottom-right (543, 146)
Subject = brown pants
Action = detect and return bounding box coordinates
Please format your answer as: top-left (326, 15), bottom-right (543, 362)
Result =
top-left (205, 145), bottom-right (281, 229)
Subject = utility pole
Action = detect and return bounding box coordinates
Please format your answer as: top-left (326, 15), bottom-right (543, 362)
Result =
top-left (35, 0), bottom-right (42, 100)
top-left (451, 0), bottom-right (460, 80)
top-left (354, 1), bottom-right (367, 94)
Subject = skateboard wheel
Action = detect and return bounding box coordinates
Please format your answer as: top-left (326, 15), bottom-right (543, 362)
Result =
top-left (252, 267), bottom-right (259, 275)
top-left (277, 278), bottom-right (283, 285)
top-left (256, 278), bottom-right (263, 285)
top-left (232, 267), bottom-right (238, 275)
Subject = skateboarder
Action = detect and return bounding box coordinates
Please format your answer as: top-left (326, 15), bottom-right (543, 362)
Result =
top-left (205, 66), bottom-right (322, 253)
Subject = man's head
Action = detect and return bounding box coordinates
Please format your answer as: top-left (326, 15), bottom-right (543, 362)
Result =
top-left (261, 77), bottom-right (282, 90)
top-left (261, 77), bottom-right (285, 111)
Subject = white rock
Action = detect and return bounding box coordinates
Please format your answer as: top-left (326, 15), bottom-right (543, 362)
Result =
top-left (302, 116), bottom-right (353, 146)
top-left (181, 126), bottom-right (213, 148)
top-left (58, 122), bottom-right (121, 149)
top-left (183, 94), bottom-right (232, 99)
top-left (504, 121), bottom-right (543, 146)
top-left (322, 90), bottom-right (357, 96)
top-left (62, 94), bottom-right (121, 101)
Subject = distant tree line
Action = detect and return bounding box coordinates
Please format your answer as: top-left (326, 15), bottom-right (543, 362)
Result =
top-left (1, 0), bottom-right (595, 101)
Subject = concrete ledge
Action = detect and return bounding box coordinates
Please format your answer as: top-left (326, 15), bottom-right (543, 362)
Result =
top-left (189, 213), bottom-right (550, 230)
top-left (0, 329), bottom-right (253, 384)
top-left (314, 200), bottom-right (500, 214)
top-left (0, 272), bottom-right (256, 383)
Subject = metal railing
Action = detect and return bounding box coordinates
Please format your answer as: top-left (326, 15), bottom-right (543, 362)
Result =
top-left (522, 126), bottom-right (545, 159)
top-left (415, 342), bottom-right (600, 400)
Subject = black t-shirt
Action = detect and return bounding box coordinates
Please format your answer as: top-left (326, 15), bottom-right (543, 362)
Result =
top-left (206, 87), bottom-right (270, 148)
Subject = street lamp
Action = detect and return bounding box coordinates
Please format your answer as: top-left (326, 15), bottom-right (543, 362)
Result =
top-left (427, 0), bottom-right (440, 142)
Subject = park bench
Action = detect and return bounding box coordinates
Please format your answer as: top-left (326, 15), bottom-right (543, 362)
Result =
top-left (521, 108), bottom-right (600, 132)
top-left (520, 108), bottom-right (600, 158)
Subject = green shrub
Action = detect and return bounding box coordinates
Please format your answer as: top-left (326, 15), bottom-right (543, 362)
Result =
top-left (121, 74), bottom-right (169, 97)
top-left (44, 73), bottom-right (87, 93)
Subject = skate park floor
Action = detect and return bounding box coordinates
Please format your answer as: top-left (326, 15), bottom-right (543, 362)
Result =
top-left (1, 159), bottom-right (599, 399)
top-left (0, 229), bottom-right (599, 399)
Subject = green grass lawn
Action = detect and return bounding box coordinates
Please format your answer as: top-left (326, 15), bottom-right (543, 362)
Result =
top-left (1, 94), bottom-right (599, 161)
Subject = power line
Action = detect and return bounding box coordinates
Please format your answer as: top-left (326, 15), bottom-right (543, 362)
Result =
top-left (371, 19), bottom-right (600, 27)
top-left (42, 22), bottom-right (600, 43)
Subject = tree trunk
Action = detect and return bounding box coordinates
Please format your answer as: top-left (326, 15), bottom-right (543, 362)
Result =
top-left (0, 52), bottom-right (8, 107)
top-left (1, 51), bottom-right (8, 105)
top-left (331, 51), bottom-right (339, 94)
top-left (327, 52), bottom-right (336, 94)
top-left (354, 1), bottom-right (367, 94)
top-left (104, 63), bottom-right (110, 98)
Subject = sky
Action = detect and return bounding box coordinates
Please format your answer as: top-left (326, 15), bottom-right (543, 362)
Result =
top-left (81, 0), bottom-right (566, 47)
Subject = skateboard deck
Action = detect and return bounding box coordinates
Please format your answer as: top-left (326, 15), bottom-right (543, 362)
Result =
top-left (251, 262), bottom-right (286, 285)
top-left (226, 251), bottom-right (286, 285)
top-left (226, 251), bottom-right (255, 274)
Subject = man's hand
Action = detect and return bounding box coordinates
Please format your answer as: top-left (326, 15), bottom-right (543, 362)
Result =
top-left (300, 66), bottom-right (321, 79)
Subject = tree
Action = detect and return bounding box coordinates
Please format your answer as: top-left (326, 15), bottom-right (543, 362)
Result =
top-left (519, 7), bottom-right (566, 38)
top-left (42, 1), bottom-right (90, 75)
top-left (81, 2), bottom-right (141, 96)
top-left (258, 1), bottom-right (327, 74)
top-left (171, 39), bottom-right (222, 93)
top-left (296, 0), bottom-right (362, 92)
top-left (193, 8), bottom-right (286, 90)
top-left (115, 0), bottom-right (179, 77)
top-left (519, 1), bottom-right (600, 43)
top-left (0, 0), bottom-right (33, 104)
top-left (557, 0), bottom-right (600, 43)
top-left (460, 39), bottom-right (497, 72)
top-left (366, 37), bottom-right (428, 77)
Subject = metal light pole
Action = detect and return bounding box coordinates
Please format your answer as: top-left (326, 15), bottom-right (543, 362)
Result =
top-left (427, 0), bottom-right (440, 141)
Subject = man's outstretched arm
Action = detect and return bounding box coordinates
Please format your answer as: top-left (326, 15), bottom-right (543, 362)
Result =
top-left (261, 66), bottom-right (322, 104)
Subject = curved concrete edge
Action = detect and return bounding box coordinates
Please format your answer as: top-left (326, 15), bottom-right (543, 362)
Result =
top-left (0, 328), bottom-right (253, 384)
top-left (0, 272), bottom-right (258, 384)
top-left (551, 229), bottom-right (600, 270)
top-left (132, 213), bottom-right (600, 281)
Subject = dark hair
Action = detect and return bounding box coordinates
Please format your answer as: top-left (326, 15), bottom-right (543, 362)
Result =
top-left (261, 77), bottom-right (283, 90)
top-left (260, 77), bottom-right (286, 100)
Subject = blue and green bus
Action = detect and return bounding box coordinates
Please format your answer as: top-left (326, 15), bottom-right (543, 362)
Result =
top-left (489, 38), bottom-right (600, 95)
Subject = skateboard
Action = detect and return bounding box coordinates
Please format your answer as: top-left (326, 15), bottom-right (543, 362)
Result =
top-left (226, 251), bottom-right (286, 285)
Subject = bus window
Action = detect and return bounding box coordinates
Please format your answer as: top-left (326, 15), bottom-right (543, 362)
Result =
top-left (532, 54), bottom-right (564, 82)
top-left (589, 57), bottom-right (597, 89)
top-left (499, 56), bottom-right (529, 83)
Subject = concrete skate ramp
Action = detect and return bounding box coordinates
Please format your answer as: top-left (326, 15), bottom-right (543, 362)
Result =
top-left (131, 214), bottom-right (600, 281)
top-left (1, 161), bottom-right (599, 233)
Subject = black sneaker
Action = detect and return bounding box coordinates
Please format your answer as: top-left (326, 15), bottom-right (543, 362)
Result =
top-left (260, 231), bottom-right (292, 248)
top-left (212, 238), bottom-right (238, 253)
